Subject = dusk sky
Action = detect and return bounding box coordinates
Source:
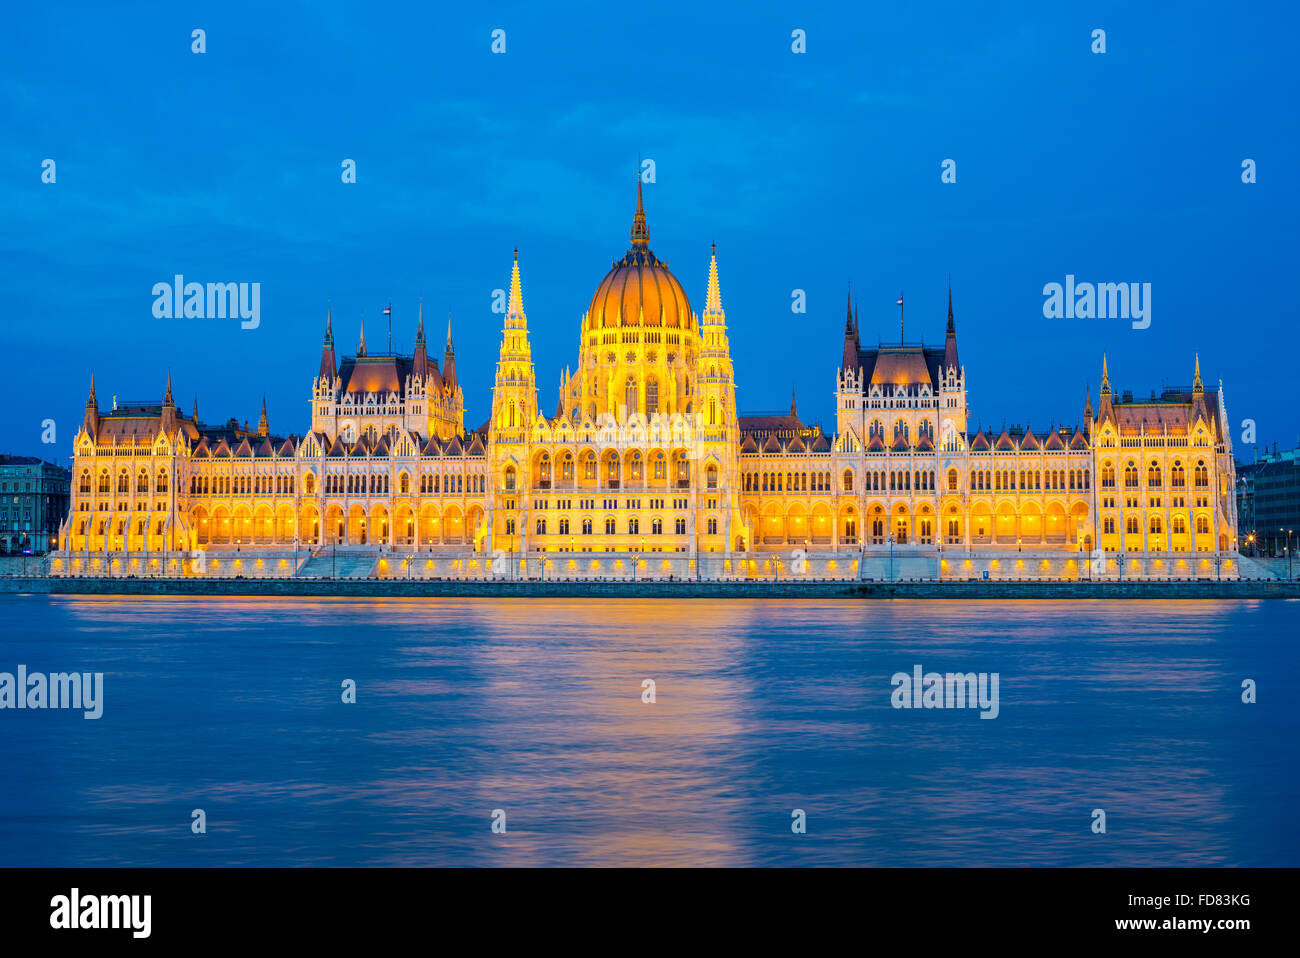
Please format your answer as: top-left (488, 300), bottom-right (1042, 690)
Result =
top-left (2, 1), bottom-right (1296, 461)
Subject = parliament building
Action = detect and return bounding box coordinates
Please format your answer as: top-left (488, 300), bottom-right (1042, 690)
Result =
top-left (52, 183), bottom-right (1241, 580)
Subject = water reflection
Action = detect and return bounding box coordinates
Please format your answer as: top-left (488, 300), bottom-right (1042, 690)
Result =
top-left (0, 596), bottom-right (1295, 866)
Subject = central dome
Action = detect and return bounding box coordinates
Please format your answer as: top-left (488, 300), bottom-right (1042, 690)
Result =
top-left (586, 180), bottom-right (693, 331)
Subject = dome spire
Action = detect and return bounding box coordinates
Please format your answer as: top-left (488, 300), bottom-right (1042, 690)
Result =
top-left (631, 164), bottom-right (649, 249)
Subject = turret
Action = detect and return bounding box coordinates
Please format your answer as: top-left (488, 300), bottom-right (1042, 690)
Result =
top-left (82, 373), bottom-right (99, 440)
top-left (160, 371), bottom-right (177, 435)
top-left (413, 301), bottom-right (429, 381)
top-left (318, 303), bottom-right (337, 381)
top-left (443, 315), bottom-right (458, 395)
top-left (943, 283), bottom-right (960, 372)
top-left (840, 286), bottom-right (860, 374)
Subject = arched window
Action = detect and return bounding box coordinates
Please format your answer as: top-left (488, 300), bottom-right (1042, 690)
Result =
top-left (842, 469), bottom-right (854, 492)
top-left (504, 466), bottom-right (516, 491)
top-left (625, 377), bottom-right (638, 415)
top-left (1194, 461), bottom-right (1208, 488)
top-left (1148, 460), bottom-right (1162, 488)
top-left (646, 378), bottom-right (659, 415)
top-left (1124, 461), bottom-right (1138, 488)
top-left (79, 470), bottom-right (91, 494)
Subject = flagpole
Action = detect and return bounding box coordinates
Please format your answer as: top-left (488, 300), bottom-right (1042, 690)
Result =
top-left (387, 302), bottom-right (392, 353)
top-left (899, 292), bottom-right (904, 344)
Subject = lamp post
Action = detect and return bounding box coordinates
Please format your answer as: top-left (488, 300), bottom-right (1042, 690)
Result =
top-left (888, 532), bottom-right (895, 583)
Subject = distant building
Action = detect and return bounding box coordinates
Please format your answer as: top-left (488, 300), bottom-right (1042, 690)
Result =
top-left (1236, 442), bottom-right (1300, 556)
top-left (0, 455), bottom-right (71, 555)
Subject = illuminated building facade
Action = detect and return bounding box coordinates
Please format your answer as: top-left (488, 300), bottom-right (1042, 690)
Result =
top-left (51, 185), bottom-right (1239, 580)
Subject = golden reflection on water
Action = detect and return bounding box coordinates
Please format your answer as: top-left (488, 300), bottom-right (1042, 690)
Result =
top-left (21, 595), bottom-right (1292, 866)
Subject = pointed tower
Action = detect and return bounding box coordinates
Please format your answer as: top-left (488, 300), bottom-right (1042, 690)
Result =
top-left (318, 303), bottom-right (337, 381)
top-left (790, 386), bottom-right (798, 420)
top-left (82, 373), bottom-right (99, 440)
top-left (1084, 385), bottom-right (1093, 428)
top-left (1191, 353), bottom-right (1210, 425)
top-left (934, 282), bottom-right (968, 448)
top-left (257, 395), bottom-right (269, 437)
top-left (357, 312), bottom-right (367, 357)
top-left (631, 172), bottom-right (649, 249)
top-left (1096, 354), bottom-right (1115, 425)
top-left (312, 303), bottom-right (340, 437)
top-left (412, 300), bottom-right (429, 381)
top-left (841, 286), bottom-right (860, 374)
top-left (191, 395), bottom-right (199, 425)
top-left (443, 314), bottom-right (458, 396)
top-left (943, 282), bottom-right (960, 372)
top-left (697, 242), bottom-right (738, 429)
top-left (836, 286), bottom-right (864, 441)
top-left (489, 249), bottom-right (540, 435)
top-left (160, 371), bottom-right (177, 435)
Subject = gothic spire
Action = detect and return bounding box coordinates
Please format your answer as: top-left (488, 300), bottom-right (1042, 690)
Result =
top-left (443, 312), bottom-right (458, 394)
top-left (1100, 354), bottom-right (1110, 395)
top-left (164, 370), bottom-right (173, 406)
top-left (318, 302), bottom-right (337, 380)
top-left (258, 395), bottom-right (268, 437)
top-left (416, 299), bottom-right (425, 344)
top-left (1193, 353), bottom-right (1203, 393)
top-left (943, 282), bottom-right (960, 371)
top-left (631, 168), bottom-right (649, 249)
top-left (704, 242), bottom-right (723, 319)
top-left (507, 248), bottom-right (526, 327)
top-left (358, 311), bottom-right (367, 357)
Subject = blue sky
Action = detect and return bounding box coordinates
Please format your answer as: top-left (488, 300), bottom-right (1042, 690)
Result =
top-left (1, 1), bottom-right (1296, 461)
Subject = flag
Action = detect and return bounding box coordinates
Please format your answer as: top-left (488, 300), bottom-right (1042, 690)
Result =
top-left (896, 294), bottom-right (904, 306)
top-left (382, 305), bottom-right (391, 315)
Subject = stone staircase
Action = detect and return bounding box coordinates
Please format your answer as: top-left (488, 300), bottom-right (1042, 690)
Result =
top-left (297, 547), bottom-right (379, 579)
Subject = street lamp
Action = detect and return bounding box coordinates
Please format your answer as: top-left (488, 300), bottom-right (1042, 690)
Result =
top-left (888, 532), bottom-right (896, 583)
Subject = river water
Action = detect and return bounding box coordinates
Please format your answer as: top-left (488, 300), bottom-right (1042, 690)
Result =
top-left (0, 595), bottom-right (1295, 866)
